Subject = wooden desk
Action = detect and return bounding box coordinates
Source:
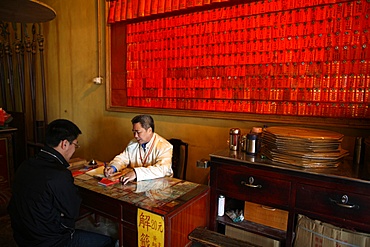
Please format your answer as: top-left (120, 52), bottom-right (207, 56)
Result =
top-left (209, 149), bottom-right (370, 247)
top-left (74, 175), bottom-right (209, 247)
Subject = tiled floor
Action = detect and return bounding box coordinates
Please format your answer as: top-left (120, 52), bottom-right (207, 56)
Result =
top-left (75, 214), bottom-right (119, 239)
top-left (0, 213), bottom-right (204, 246)
top-left (0, 213), bottom-right (119, 247)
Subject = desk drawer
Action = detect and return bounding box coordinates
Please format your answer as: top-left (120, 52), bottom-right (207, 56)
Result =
top-left (217, 167), bottom-right (291, 207)
top-left (122, 203), bottom-right (137, 224)
top-left (296, 184), bottom-right (370, 223)
top-left (79, 188), bottom-right (121, 220)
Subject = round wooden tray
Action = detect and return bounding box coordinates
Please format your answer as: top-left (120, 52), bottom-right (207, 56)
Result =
top-left (0, 0), bottom-right (56, 23)
top-left (265, 126), bottom-right (344, 141)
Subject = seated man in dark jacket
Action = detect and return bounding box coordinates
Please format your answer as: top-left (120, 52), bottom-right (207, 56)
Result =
top-left (8, 119), bottom-right (116, 247)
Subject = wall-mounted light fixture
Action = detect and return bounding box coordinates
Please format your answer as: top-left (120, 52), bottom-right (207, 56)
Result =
top-left (93, 77), bottom-right (103, 85)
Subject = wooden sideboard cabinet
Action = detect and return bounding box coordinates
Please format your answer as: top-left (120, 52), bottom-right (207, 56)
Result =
top-left (0, 128), bottom-right (16, 189)
top-left (209, 149), bottom-right (370, 247)
top-left (0, 128), bottom-right (17, 216)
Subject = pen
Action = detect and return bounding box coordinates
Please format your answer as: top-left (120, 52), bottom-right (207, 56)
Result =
top-left (104, 162), bottom-right (107, 177)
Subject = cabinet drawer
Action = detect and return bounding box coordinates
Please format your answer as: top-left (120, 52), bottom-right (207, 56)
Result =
top-left (217, 167), bottom-right (291, 207)
top-left (296, 184), bottom-right (370, 223)
top-left (244, 201), bottom-right (289, 231)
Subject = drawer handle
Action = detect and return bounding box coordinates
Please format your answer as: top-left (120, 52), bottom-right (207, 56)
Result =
top-left (241, 181), bottom-right (262, 189)
top-left (330, 195), bottom-right (359, 210)
top-left (261, 205), bottom-right (276, 211)
top-left (332, 200), bottom-right (358, 209)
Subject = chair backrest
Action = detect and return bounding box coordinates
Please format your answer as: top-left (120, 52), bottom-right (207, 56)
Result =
top-left (167, 138), bottom-right (188, 180)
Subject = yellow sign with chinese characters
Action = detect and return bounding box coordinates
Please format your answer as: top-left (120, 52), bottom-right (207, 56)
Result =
top-left (137, 208), bottom-right (165, 247)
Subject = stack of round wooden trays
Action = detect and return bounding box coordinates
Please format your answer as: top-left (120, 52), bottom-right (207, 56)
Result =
top-left (261, 126), bottom-right (349, 168)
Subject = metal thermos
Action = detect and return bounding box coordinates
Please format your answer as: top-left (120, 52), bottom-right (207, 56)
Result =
top-left (246, 133), bottom-right (258, 155)
top-left (229, 128), bottom-right (241, 151)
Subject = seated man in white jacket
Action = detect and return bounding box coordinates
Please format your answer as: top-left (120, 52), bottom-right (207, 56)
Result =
top-left (104, 114), bottom-right (173, 185)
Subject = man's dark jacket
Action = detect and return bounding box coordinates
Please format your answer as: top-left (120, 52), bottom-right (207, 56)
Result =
top-left (7, 146), bottom-right (82, 247)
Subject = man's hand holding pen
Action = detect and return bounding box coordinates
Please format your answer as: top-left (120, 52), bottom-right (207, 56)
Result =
top-left (104, 163), bottom-right (115, 177)
top-left (104, 163), bottom-right (136, 185)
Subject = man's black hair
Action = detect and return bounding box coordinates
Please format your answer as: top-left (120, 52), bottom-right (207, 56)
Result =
top-left (45, 119), bottom-right (82, 147)
top-left (131, 115), bottom-right (155, 132)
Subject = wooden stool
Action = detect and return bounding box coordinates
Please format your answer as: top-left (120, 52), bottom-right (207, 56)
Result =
top-left (188, 227), bottom-right (262, 247)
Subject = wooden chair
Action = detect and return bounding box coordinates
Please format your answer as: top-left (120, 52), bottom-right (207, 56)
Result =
top-left (167, 138), bottom-right (189, 180)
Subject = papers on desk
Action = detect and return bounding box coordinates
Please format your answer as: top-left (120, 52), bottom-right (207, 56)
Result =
top-left (71, 165), bottom-right (96, 177)
top-left (85, 166), bottom-right (133, 186)
top-left (74, 174), bottom-right (92, 181)
top-left (85, 166), bottom-right (127, 178)
top-left (68, 158), bottom-right (87, 169)
top-left (70, 160), bottom-right (105, 177)
top-left (85, 166), bottom-right (105, 178)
